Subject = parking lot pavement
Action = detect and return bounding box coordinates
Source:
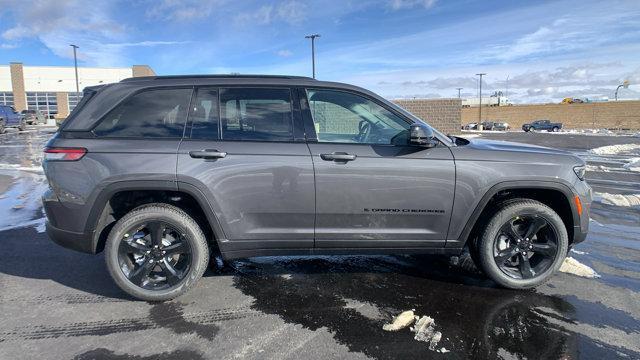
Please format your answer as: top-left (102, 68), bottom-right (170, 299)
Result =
top-left (0, 127), bottom-right (639, 359)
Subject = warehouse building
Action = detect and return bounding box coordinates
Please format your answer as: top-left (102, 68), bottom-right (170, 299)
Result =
top-left (0, 62), bottom-right (155, 119)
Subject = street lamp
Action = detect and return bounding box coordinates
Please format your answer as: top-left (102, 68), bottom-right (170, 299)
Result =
top-left (304, 34), bottom-right (320, 79)
top-left (615, 80), bottom-right (630, 101)
top-left (456, 87), bottom-right (463, 98)
top-left (476, 73), bottom-right (486, 123)
top-left (70, 44), bottom-right (80, 102)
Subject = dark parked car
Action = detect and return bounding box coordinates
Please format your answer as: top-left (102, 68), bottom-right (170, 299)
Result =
top-left (43, 75), bottom-right (591, 301)
top-left (0, 105), bottom-right (26, 133)
top-left (21, 109), bottom-right (46, 125)
top-left (522, 120), bottom-right (562, 132)
top-left (492, 122), bottom-right (510, 131)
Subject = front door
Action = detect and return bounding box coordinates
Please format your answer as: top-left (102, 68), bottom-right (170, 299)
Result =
top-left (177, 87), bottom-right (315, 254)
top-left (303, 88), bottom-right (455, 249)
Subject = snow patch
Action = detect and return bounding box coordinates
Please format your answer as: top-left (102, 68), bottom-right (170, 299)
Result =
top-left (411, 316), bottom-right (442, 351)
top-left (623, 157), bottom-right (640, 172)
top-left (382, 310), bottom-right (415, 331)
top-left (570, 249), bottom-right (588, 255)
top-left (589, 143), bottom-right (640, 155)
top-left (593, 192), bottom-right (640, 208)
top-left (342, 298), bottom-right (385, 320)
top-left (559, 257), bottom-right (600, 278)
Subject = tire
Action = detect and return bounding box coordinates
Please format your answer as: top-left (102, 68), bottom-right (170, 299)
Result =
top-left (18, 119), bottom-right (26, 131)
top-left (105, 204), bottom-right (209, 301)
top-left (552, 126), bottom-right (559, 132)
top-left (477, 199), bottom-right (568, 289)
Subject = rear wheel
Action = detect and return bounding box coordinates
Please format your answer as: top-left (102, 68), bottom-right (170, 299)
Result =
top-left (105, 204), bottom-right (209, 301)
top-left (477, 200), bottom-right (568, 289)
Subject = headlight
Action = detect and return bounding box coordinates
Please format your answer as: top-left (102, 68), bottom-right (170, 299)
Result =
top-left (573, 165), bottom-right (586, 181)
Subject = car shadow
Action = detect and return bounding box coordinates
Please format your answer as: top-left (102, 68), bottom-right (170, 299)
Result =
top-left (0, 227), bottom-right (128, 300)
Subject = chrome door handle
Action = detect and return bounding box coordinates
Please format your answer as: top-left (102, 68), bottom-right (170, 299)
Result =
top-left (189, 149), bottom-right (227, 159)
top-left (320, 152), bottom-right (357, 162)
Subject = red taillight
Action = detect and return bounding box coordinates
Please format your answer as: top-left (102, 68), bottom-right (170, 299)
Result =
top-left (44, 147), bottom-right (87, 161)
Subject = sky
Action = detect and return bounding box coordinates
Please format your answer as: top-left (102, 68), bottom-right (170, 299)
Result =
top-left (0, 0), bottom-right (639, 103)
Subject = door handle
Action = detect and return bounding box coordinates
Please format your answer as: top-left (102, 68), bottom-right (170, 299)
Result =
top-left (320, 152), bottom-right (357, 162)
top-left (189, 149), bottom-right (227, 159)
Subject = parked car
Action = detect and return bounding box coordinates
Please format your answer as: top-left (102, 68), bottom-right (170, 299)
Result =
top-left (0, 105), bottom-right (26, 133)
top-left (492, 122), bottom-right (511, 131)
top-left (522, 120), bottom-right (562, 132)
top-left (462, 122), bottom-right (478, 130)
top-left (21, 109), bottom-right (46, 125)
top-left (43, 75), bottom-right (591, 301)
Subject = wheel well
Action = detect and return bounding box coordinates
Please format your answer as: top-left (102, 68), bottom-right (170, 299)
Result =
top-left (465, 188), bottom-right (574, 251)
top-left (94, 190), bottom-right (215, 253)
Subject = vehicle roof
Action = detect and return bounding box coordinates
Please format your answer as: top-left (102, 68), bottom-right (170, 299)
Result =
top-left (117, 74), bottom-right (370, 93)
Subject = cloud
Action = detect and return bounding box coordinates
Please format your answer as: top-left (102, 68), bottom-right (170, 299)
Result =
top-left (0, 0), bottom-right (185, 67)
top-left (234, 1), bottom-right (307, 26)
top-left (145, 0), bottom-right (226, 22)
top-left (389, 0), bottom-right (437, 10)
top-left (277, 49), bottom-right (293, 57)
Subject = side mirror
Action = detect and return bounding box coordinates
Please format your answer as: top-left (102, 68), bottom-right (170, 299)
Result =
top-left (409, 123), bottom-right (437, 148)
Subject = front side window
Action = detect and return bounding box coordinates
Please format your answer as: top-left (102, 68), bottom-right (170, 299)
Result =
top-left (306, 89), bottom-right (410, 145)
top-left (94, 88), bottom-right (191, 138)
top-left (220, 88), bottom-right (293, 142)
top-left (189, 87), bottom-right (219, 139)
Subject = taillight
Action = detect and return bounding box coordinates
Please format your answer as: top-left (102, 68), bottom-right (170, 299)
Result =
top-left (44, 147), bottom-right (87, 161)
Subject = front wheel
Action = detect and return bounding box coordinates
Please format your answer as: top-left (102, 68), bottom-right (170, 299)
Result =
top-left (552, 126), bottom-right (559, 132)
top-left (18, 119), bottom-right (26, 131)
top-left (105, 204), bottom-right (209, 301)
top-left (477, 200), bottom-right (568, 289)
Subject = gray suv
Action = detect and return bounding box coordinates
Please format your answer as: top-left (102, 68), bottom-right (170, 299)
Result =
top-left (43, 75), bottom-right (591, 301)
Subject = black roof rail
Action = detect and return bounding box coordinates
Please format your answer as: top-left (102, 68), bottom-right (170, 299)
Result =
top-left (120, 74), bottom-right (316, 82)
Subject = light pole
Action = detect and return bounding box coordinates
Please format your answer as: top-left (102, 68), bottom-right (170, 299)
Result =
top-left (70, 44), bottom-right (80, 102)
top-left (305, 34), bottom-right (320, 79)
top-left (456, 87), bottom-right (463, 98)
top-left (476, 73), bottom-right (486, 123)
top-left (615, 80), bottom-right (630, 101)
top-left (505, 75), bottom-right (509, 99)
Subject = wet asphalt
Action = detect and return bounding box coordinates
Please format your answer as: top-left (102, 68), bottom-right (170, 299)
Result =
top-left (0, 127), bottom-right (638, 359)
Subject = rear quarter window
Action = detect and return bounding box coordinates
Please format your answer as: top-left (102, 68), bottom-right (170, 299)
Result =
top-left (93, 88), bottom-right (192, 138)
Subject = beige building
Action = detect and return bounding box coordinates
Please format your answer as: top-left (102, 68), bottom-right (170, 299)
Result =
top-left (0, 63), bottom-right (154, 119)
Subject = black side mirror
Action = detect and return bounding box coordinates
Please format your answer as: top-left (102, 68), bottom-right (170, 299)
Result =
top-left (409, 123), bottom-right (437, 148)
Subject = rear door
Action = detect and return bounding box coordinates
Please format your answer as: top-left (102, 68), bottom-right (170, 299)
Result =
top-left (302, 88), bottom-right (455, 249)
top-left (177, 87), bottom-right (315, 253)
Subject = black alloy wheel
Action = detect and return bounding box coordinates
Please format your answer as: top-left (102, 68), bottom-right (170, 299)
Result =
top-left (118, 220), bottom-right (192, 290)
top-left (493, 215), bottom-right (559, 280)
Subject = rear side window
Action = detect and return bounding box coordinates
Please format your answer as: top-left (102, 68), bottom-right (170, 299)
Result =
top-left (189, 87), bottom-right (219, 140)
top-left (220, 88), bottom-right (293, 142)
top-left (93, 88), bottom-right (192, 138)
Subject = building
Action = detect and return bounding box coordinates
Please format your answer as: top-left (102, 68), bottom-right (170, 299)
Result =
top-left (0, 62), bottom-right (155, 119)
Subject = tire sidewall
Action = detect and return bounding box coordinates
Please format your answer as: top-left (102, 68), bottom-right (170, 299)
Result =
top-left (105, 205), bottom-right (209, 301)
top-left (478, 201), bottom-right (568, 289)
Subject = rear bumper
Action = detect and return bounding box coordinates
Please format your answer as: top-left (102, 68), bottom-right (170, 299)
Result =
top-left (46, 221), bottom-right (97, 254)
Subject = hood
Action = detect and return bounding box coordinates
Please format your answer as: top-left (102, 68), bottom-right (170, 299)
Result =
top-left (452, 137), bottom-right (584, 166)
top-left (465, 138), bottom-right (571, 155)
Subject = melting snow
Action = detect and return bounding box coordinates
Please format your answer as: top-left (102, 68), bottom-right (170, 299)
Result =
top-left (593, 192), bottom-right (640, 208)
top-left (623, 157), bottom-right (640, 172)
top-left (560, 257), bottom-right (600, 278)
top-left (411, 316), bottom-right (442, 351)
top-left (589, 144), bottom-right (640, 155)
top-left (382, 310), bottom-right (415, 331)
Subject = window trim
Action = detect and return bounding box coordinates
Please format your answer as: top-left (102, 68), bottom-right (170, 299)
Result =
top-left (90, 86), bottom-right (195, 139)
top-left (301, 87), bottom-right (419, 146)
top-left (217, 86), bottom-right (297, 143)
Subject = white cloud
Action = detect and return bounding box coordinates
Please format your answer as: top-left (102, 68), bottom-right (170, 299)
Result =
top-left (277, 49), bottom-right (293, 57)
top-left (234, 1), bottom-right (307, 26)
top-left (389, 0), bottom-right (437, 10)
top-left (145, 0), bottom-right (227, 22)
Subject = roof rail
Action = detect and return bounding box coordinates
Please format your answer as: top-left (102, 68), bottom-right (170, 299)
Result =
top-left (121, 74), bottom-right (316, 82)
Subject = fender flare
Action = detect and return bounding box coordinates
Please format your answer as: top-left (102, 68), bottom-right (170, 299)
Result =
top-left (450, 180), bottom-right (579, 248)
top-left (84, 180), bottom-right (227, 253)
